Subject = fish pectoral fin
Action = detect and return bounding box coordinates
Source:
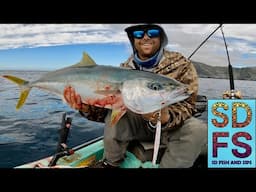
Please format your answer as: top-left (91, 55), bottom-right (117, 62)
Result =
top-left (110, 108), bottom-right (126, 127)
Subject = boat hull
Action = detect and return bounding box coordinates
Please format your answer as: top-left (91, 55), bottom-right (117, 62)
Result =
top-left (15, 138), bottom-right (159, 168)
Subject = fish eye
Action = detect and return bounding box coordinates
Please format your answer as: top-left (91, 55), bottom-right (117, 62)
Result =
top-left (147, 82), bottom-right (164, 91)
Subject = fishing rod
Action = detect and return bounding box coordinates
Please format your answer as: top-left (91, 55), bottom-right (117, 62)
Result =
top-left (188, 24), bottom-right (223, 60)
top-left (187, 24), bottom-right (236, 99)
top-left (48, 112), bottom-right (73, 167)
top-left (155, 24), bottom-right (223, 74)
top-left (56, 113), bottom-right (72, 153)
top-left (48, 112), bottom-right (103, 167)
top-left (220, 25), bottom-right (235, 97)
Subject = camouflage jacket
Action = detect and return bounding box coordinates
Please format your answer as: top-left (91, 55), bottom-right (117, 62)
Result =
top-left (81, 50), bottom-right (198, 131)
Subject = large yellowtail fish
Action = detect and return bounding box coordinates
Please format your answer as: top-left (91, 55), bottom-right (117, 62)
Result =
top-left (1, 52), bottom-right (190, 126)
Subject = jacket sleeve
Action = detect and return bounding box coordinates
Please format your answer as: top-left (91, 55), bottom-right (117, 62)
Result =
top-left (159, 53), bottom-right (199, 131)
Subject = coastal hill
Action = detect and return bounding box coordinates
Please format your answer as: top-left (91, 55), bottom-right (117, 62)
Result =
top-left (193, 61), bottom-right (256, 81)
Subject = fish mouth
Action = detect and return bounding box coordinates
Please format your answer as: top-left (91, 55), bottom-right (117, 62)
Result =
top-left (173, 86), bottom-right (190, 98)
top-left (163, 86), bottom-right (190, 105)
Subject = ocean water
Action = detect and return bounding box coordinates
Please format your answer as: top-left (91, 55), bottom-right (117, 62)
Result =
top-left (0, 70), bottom-right (255, 168)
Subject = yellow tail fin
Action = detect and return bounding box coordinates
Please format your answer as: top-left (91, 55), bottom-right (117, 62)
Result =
top-left (2, 75), bottom-right (31, 110)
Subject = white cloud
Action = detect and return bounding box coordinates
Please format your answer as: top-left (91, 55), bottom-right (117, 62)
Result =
top-left (0, 24), bottom-right (127, 49)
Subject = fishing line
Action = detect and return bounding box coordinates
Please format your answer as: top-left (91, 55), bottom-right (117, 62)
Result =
top-left (220, 25), bottom-right (235, 93)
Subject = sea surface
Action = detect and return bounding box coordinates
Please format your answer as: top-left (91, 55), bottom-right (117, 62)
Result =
top-left (0, 70), bottom-right (255, 168)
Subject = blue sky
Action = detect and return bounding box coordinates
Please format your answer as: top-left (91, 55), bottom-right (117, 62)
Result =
top-left (0, 43), bottom-right (130, 70)
top-left (1, 24), bottom-right (256, 71)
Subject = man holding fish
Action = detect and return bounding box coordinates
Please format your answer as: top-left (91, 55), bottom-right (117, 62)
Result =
top-left (64, 24), bottom-right (207, 168)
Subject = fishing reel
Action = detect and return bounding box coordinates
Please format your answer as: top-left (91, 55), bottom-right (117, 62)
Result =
top-left (48, 113), bottom-right (73, 167)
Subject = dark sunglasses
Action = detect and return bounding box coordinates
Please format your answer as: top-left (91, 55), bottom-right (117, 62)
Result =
top-left (132, 29), bottom-right (160, 39)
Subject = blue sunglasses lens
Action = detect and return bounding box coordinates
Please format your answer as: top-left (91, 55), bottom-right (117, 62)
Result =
top-left (133, 30), bottom-right (144, 38)
top-left (147, 29), bottom-right (160, 38)
top-left (133, 29), bottom-right (160, 39)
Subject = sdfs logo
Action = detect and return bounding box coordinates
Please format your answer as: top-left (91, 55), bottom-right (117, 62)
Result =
top-left (208, 100), bottom-right (255, 168)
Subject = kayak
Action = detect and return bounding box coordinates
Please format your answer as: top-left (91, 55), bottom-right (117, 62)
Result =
top-left (15, 135), bottom-right (162, 168)
top-left (15, 94), bottom-right (207, 168)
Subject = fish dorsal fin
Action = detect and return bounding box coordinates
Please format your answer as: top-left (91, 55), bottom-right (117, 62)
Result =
top-left (72, 52), bottom-right (97, 67)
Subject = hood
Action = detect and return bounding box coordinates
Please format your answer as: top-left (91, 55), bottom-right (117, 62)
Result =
top-left (124, 24), bottom-right (168, 53)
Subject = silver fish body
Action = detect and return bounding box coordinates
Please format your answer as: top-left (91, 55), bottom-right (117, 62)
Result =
top-left (33, 65), bottom-right (189, 112)
top-left (2, 52), bottom-right (190, 126)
